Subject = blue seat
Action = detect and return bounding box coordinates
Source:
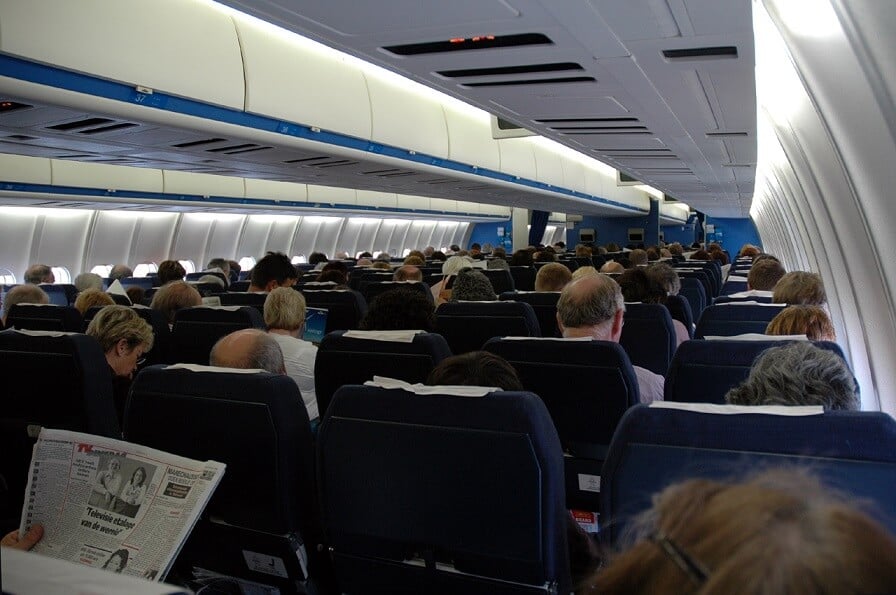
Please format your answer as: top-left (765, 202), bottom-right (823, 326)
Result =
top-left (678, 277), bottom-right (707, 320)
top-left (6, 303), bottom-right (82, 332)
top-left (719, 279), bottom-right (748, 296)
top-left (664, 294), bottom-right (694, 338)
top-left (694, 303), bottom-right (787, 338)
top-left (318, 383), bottom-right (570, 594)
top-left (619, 303), bottom-right (676, 375)
top-left (508, 266), bottom-right (536, 292)
top-left (125, 365), bottom-right (328, 592)
top-left (363, 280), bottom-right (432, 304)
top-left (601, 404), bottom-right (896, 545)
top-left (119, 277), bottom-right (154, 291)
top-left (435, 301), bottom-right (540, 354)
top-left (664, 339), bottom-right (846, 404)
top-left (499, 291), bottom-right (561, 338)
top-left (483, 338), bottom-right (639, 514)
top-left (169, 305), bottom-right (265, 365)
top-left (42, 283), bottom-right (78, 306)
top-left (218, 291), bottom-right (267, 314)
top-left (480, 268), bottom-right (515, 294)
top-left (713, 294), bottom-right (773, 304)
top-left (314, 330), bottom-right (452, 418)
top-left (0, 329), bottom-right (118, 528)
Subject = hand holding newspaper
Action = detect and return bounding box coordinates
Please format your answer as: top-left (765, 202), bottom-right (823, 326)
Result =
top-left (19, 428), bottom-right (225, 581)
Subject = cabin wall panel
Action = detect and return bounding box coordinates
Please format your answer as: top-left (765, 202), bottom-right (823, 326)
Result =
top-left (0, 209), bottom-right (40, 281)
top-left (84, 211), bottom-right (140, 273)
top-left (206, 215), bottom-right (248, 262)
top-left (345, 219), bottom-right (381, 258)
top-left (51, 160), bottom-right (163, 193)
top-left (264, 218), bottom-right (302, 258)
top-left (131, 213), bottom-right (180, 266)
top-left (235, 217), bottom-right (274, 263)
top-left (163, 171), bottom-right (245, 198)
top-left (37, 210), bottom-right (93, 278)
top-left (172, 215), bottom-right (216, 269)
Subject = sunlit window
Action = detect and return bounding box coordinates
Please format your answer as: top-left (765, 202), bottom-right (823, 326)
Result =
top-left (91, 264), bottom-right (113, 278)
top-left (51, 266), bottom-right (71, 284)
top-left (178, 260), bottom-right (195, 274)
top-left (291, 255), bottom-right (307, 264)
top-left (0, 268), bottom-right (15, 284)
top-left (402, 249), bottom-right (411, 257)
top-left (238, 257), bottom-right (256, 271)
top-left (133, 262), bottom-right (158, 278)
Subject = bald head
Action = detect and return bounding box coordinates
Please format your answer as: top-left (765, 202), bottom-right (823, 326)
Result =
top-left (393, 265), bottom-right (423, 282)
top-left (209, 328), bottom-right (285, 374)
top-left (556, 274), bottom-right (625, 341)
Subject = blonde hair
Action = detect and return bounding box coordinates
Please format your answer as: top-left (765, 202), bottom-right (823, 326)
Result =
top-left (86, 305), bottom-right (154, 353)
top-left (600, 261), bottom-right (624, 274)
top-left (766, 305), bottom-right (836, 342)
top-left (572, 266), bottom-right (599, 281)
top-left (590, 469), bottom-right (896, 594)
top-left (264, 286), bottom-right (306, 331)
top-left (74, 288), bottom-right (115, 316)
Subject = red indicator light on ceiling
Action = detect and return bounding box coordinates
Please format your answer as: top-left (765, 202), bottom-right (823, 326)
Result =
top-left (449, 38), bottom-right (465, 44)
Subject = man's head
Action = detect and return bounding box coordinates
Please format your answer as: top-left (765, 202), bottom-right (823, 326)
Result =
top-left (149, 280), bottom-right (202, 325)
top-left (628, 249), bottom-right (648, 266)
top-left (3, 284), bottom-right (49, 324)
top-left (74, 272), bottom-right (104, 292)
top-left (109, 264), bottom-right (133, 282)
top-left (24, 264), bottom-right (54, 285)
top-left (206, 258), bottom-right (231, 280)
top-left (393, 265), bottom-right (423, 282)
top-left (748, 259), bottom-right (787, 291)
top-left (249, 252), bottom-right (298, 292)
top-left (157, 260), bottom-right (186, 285)
top-left (772, 271), bottom-right (827, 305)
top-left (556, 274), bottom-right (625, 341)
top-left (209, 328), bottom-right (285, 374)
top-left (535, 263), bottom-right (572, 292)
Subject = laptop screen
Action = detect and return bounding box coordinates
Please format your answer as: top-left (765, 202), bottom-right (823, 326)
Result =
top-left (303, 307), bottom-right (328, 344)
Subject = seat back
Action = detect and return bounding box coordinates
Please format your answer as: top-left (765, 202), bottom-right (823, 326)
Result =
top-left (619, 303), bottom-right (677, 375)
top-left (319, 383), bottom-right (569, 594)
top-left (42, 283), bottom-right (78, 306)
top-left (678, 277), bottom-right (707, 320)
top-left (601, 404), bottom-right (896, 545)
top-left (301, 289), bottom-right (367, 333)
top-left (169, 306), bottom-right (266, 365)
top-left (664, 295), bottom-right (694, 338)
top-left (218, 291), bottom-right (268, 314)
top-left (664, 339), bottom-right (846, 404)
top-left (480, 269), bottom-right (515, 294)
top-left (499, 291), bottom-right (562, 338)
top-left (695, 303), bottom-right (787, 338)
top-left (435, 301), bottom-right (540, 354)
top-left (0, 329), bottom-right (117, 528)
top-left (483, 338), bottom-right (639, 512)
top-left (508, 266), bottom-right (536, 291)
top-left (363, 281), bottom-right (432, 304)
top-left (314, 330), bottom-right (452, 418)
top-left (6, 303), bottom-right (83, 332)
top-left (119, 277), bottom-right (154, 291)
top-left (125, 365), bottom-right (321, 591)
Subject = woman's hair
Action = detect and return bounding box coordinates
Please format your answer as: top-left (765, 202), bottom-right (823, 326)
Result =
top-left (617, 267), bottom-right (665, 303)
top-left (646, 263), bottom-right (681, 296)
top-left (450, 270), bottom-right (497, 301)
top-left (74, 288), bottom-right (115, 315)
top-left (589, 469), bottom-right (896, 595)
top-left (157, 260), bottom-right (186, 284)
top-left (103, 548), bottom-right (130, 570)
top-left (427, 351), bottom-right (523, 391)
top-left (766, 305), bottom-right (836, 341)
top-left (85, 305), bottom-right (154, 353)
top-left (263, 286), bottom-right (307, 331)
top-left (441, 255), bottom-right (473, 276)
top-left (130, 466), bottom-right (147, 486)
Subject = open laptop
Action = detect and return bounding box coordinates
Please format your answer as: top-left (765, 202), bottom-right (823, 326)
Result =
top-left (303, 307), bottom-right (328, 345)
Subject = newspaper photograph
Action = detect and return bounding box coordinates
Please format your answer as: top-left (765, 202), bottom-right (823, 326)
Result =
top-left (19, 428), bottom-right (225, 581)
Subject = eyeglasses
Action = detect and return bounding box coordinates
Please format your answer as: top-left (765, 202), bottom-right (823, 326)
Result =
top-left (136, 357), bottom-right (146, 366)
top-left (650, 531), bottom-right (708, 586)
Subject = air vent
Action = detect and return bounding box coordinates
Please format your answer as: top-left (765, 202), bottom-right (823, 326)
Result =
top-left (0, 101), bottom-right (32, 113)
top-left (438, 62), bottom-right (582, 78)
top-left (283, 156), bottom-right (331, 164)
top-left (172, 138), bottom-right (226, 148)
top-left (206, 143), bottom-right (269, 154)
top-left (361, 169), bottom-right (418, 178)
top-left (662, 46), bottom-right (737, 60)
top-left (47, 117), bottom-right (114, 131)
top-left (706, 131), bottom-right (749, 137)
top-left (562, 130), bottom-right (652, 135)
top-left (461, 76), bottom-right (594, 88)
top-left (53, 153), bottom-right (93, 159)
top-left (418, 178), bottom-right (456, 185)
top-left (383, 33), bottom-right (551, 56)
top-left (307, 159), bottom-right (359, 169)
top-left (536, 117), bottom-right (639, 124)
top-left (549, 126), bottom-right (648, 131)
top-left (5, 134), bottom-right (36, 141)
top-left (79, 122), bottom-right (139, 135)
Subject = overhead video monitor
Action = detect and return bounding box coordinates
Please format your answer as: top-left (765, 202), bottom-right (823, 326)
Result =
top-left (628, 228), bottom-right (645, 243)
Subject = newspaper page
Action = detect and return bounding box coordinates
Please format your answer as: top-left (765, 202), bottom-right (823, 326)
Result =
top-left (19, 428), bottom-right (225, 581)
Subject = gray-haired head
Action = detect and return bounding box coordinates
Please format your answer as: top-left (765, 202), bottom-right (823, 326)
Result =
top-left (209, 328), bottom-right (285, 374)
top-left (74, 272), bottom-right (104, 292)
top-left (725, 342), bottom-right (859, 410)
top-left (450, 269), bottom-right (496, 301)
top-left (556, 274), bottom-right (625, 337)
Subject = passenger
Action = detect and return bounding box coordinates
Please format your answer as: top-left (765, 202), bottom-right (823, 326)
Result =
top-left (2, 283), bottom-right (49, 325)
top-left (205, 257), bottom-right (231, 285)
top-left (618, 267), bottom-right (688, 346)
top-left (314, 269), bottom-right (347, 287)
top-left (407, 249), bottom-right (426, 261)
top-left (227, 259), bottom-right (241, 282)
top-left (355, 257), bottom-right (373, 267)
top-left (247, 251), bottom-right (298, 292)
top-left (645, 247), bottom-right (660, 262)
top-left (725, 342), bottom-right (858, 410)
top-left (210, 328), bottom-right (286, 374)
top-left (535, 262), bottom-right (572, 292)
top-left (469, 243), bottom-right (483, 259)
top-left (403, 255), bottom-right (425, 266)
top-left (74, 272), bottom-right (104, 292)
top-left (488, 247), bottom-right (509, 270)
top-left (556, 275), bottom-right (664, 403)
top-left (773, 271), bottom-right (827, 305)
top-left (628, 249), bottom-right (648, 267)
top-left (646, 263), bottom-right (681, 297)
top-left (73, 287), bottom-right (115, 316)
top-left (747, 258), bottom-right (786, 292)
top-left (150, 280), bottom-right (202, 327)
top-left (426, 351), bottom-right (523, 390)
top-left (572, 266), bottom-right (599, 281)
top-left (599, 261), bottom-right (624, 274)
top-left (157, 260), bottom-right (186, 285)
top-left (23, 263), bottom-right (54, 284)
top-left (534, 247), bottom-right (557, 263)
top-left (360, 288), bottom-right (436, 332)
top-left (738, 243), bottom-right (761, 259)
top-left (554, 241), bottom-right (566, 252)
top-left (575, 244), bottom-right (592, 258)
top-left (197, 274), bottom-right (226, 291)
top-left (430, 250), bottom-right (447, 262)
top-left (690, 249), bottom-right (711, 261)
top-left (125, 286), bottom-right (145, 306)
top-left (0, 524), bottom-right (44, 551)
top-left (450, 269), bottom-right (496, 301)
top-left (393, 264), bottom-right (423, 282)
top-left (509, 249), bottom-right (534, 267)
top-left (430, 255), bottom-right (473, 303)
top-left (423, 246), bottom-right (435, 258)
top-left (606, 242), bottom-right (621, 253)
top-left (586, 469), bottom-right (896, 594)
top-left (108, 264), bottom-right (133, 282)
top-left (85, 305), bottom-right (154, 422)
top-left (370, 261), bottom-right (392, 271)
top-left (667, 243), bottom-right (683, 257)
top-left (308, 252), bottom-right (328, 269)
top-left (264, 287), bottom-right (319, 423)
top-left (766, 305), bottom-right (836, 341)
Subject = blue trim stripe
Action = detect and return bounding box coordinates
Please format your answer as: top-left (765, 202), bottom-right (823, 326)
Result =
top-left (0, 181), bottom-right (505, 219)
top-left (0, 54), bottom-right (647, 215)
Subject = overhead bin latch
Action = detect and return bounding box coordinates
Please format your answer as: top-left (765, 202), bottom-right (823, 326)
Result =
top-left (135, 85), bottom-right (154, 95)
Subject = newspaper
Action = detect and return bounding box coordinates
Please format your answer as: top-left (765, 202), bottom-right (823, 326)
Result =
top-left (19, 428), bottom-right (225, 582)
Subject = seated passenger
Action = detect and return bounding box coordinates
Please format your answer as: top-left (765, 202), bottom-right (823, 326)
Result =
top-left (73, 272), bottom-right (103, 293)
top-left (403, 255), bottom-right (425, 267)
top-left (572, 266), bottom-right (599, 281)
top-left (209, 328), bottom-right (285, 374)
top-left (23, 264), bottom-right (54, 284)
top-left (157, 260), bottom-right (186, 285)
top-left (766, 305), bottom-right (836, 341)
top-left (370, 261), bottom-right (392, 271)
top-left (621, 266), bottom-right (689, 346)
top-left (556, 275), bottom-right (664, 403)
top-left (535, 263), bottom-right (572, 292)
top-left (773, 271), bottom-right (827, 306)
top-left (600, 261), bottom-right (624, 274)
top-left (264, 287), bottom-right (319, 423)
top-left (738, 243), bottom-right (761, 259)
top-left (150, 280), bottom-right (202, 327)
top-left (360, 287), bottom-right (436, 332)
top-left (430, 255), bottom-right (473, 304)
top-left (487, 247), bottom-right (509, 270)
top-left (426, 351), bottom-right (523, 390)
top-left (586, 469), bottom-right (896, 594)
top-left (73, 287), bottom-right (115, 316)
top-left (108, 264), bottom-right (133, 282)
top-left (247, 251), bottom-right (298, 292)
top-left (393, 264), bottom-right (423, 282)
top-left (628, 249), bottom-right (648, 267)
top-left (725, 342), bottom-right (858, 410)
top-left (205, 257), bottom-right (231, 286)
top-left (85, 305), bottom-right (155, 423)
top-left (450, 269), bottom-right (497, 301)
top-left (746, 258), bottom-right (786, 293)
top-left (2, 283), bottom-right (49, 325)
top-left (125, 286), bottom-right (145, 306)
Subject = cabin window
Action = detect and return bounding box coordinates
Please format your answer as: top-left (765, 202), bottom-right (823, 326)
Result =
top-left (0, 268), bottom-right (15, 284)
top-left (238, 257), bottom-right (256, 272)
top-left (51, 266), bottom-right (71, 284)
top-left (91, 264), bottom-right (113, 278)
top-left (402, 249), bottom-right (411, 257)
top-left (178, 260), bottom-right (195, 274)
top-left (291, 255), bottom-right (307, 265)
top-left (133, 262), bottom-right (158, 277)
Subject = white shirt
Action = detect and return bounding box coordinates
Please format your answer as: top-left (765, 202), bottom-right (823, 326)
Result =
top-left (269, 333), bottom-right (319, 421)
top-left (634, 365), bottom-right (665, 404)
